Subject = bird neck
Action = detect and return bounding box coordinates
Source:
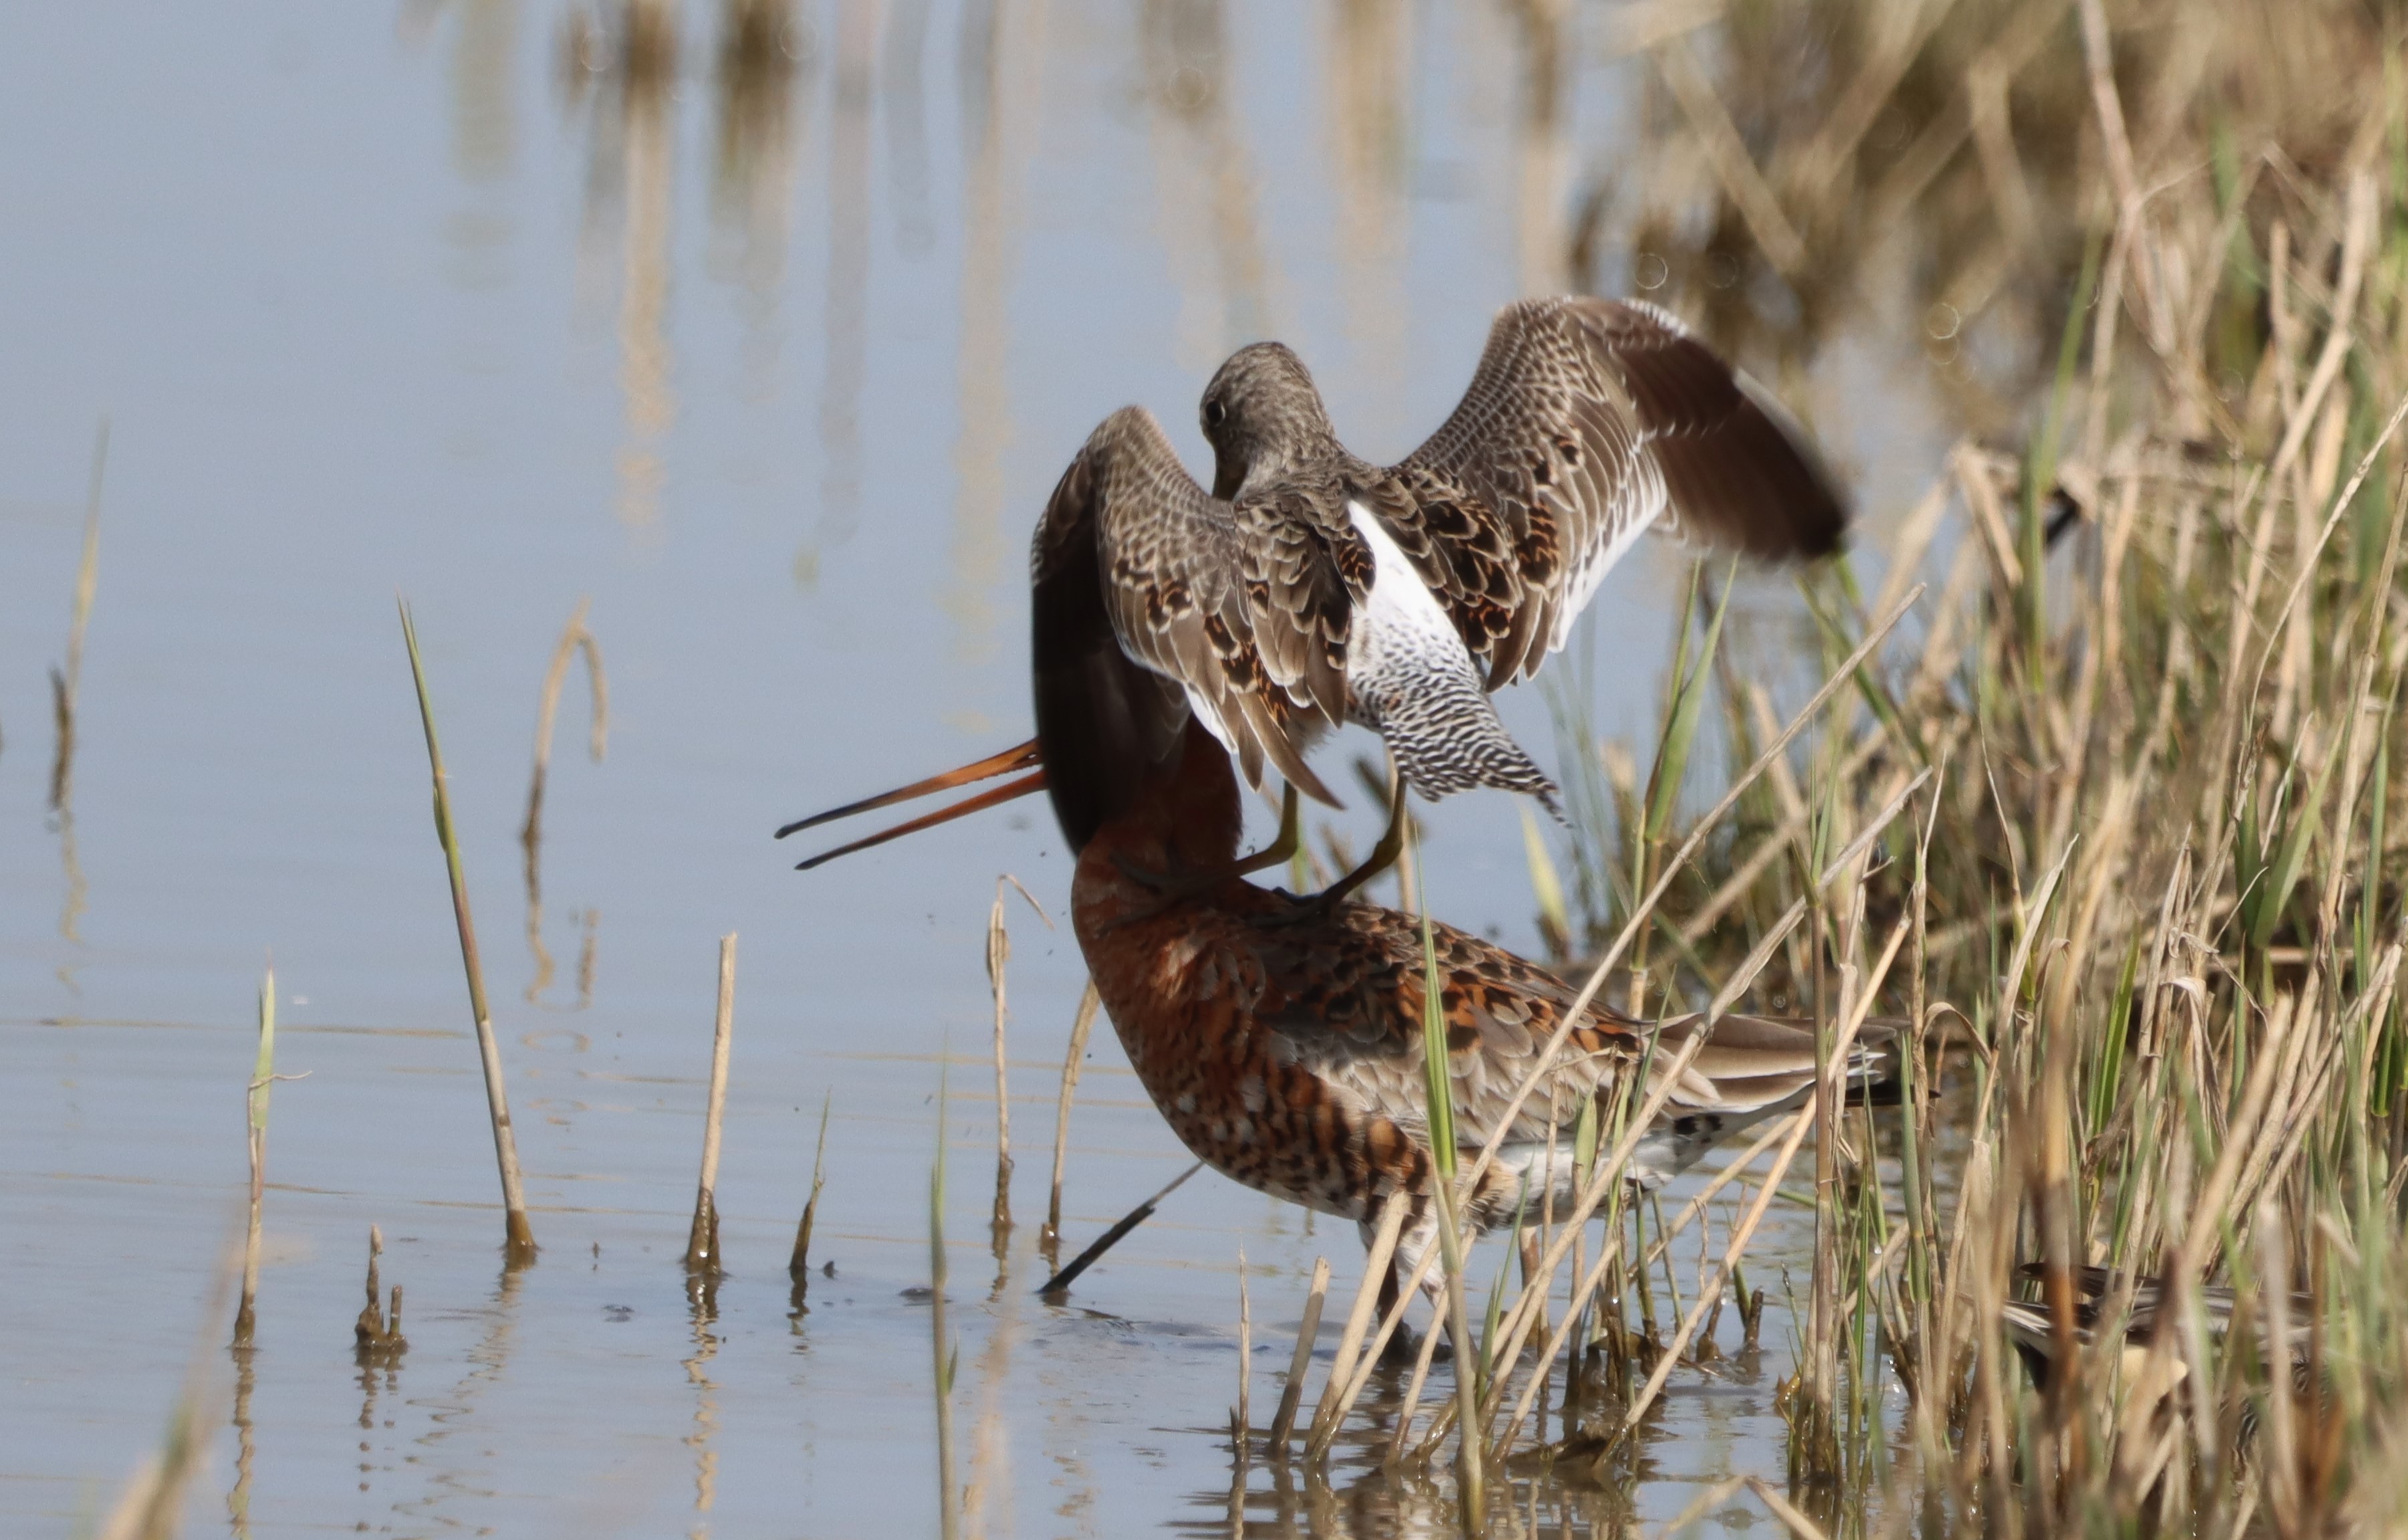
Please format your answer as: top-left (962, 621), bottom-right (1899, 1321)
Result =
top-left (1220, 429), bottom-right (1346, 502)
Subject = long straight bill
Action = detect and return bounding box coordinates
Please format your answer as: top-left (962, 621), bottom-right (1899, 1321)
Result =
top-left (777, 738), bottom-right (1045, 870)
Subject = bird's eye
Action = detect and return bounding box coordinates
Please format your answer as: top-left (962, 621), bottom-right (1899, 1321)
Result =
top-left (1204, 400), bottom-right (1227, 428)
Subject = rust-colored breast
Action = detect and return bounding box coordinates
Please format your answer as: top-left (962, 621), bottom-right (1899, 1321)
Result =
top-left (1072, 858), bottom-right (1428, 1226)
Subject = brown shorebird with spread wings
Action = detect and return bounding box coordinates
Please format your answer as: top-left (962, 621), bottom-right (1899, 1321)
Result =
top-left (794, 296), bottom-right (1847, 902)
top-left (779, 298), bottom-right (1880, 1319)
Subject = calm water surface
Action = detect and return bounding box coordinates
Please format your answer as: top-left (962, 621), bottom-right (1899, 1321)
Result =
top-left (0, 3), bottom-right (1951, 1533)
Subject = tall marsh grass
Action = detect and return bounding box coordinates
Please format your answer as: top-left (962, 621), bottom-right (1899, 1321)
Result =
top-left (1288, 7), bottom-right (2408, 1533)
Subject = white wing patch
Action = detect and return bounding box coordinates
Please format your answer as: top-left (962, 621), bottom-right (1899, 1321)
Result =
top-left (1344, 503), bottom-right (1486, 720)
top-left (1548, 455), bottom-right (1667, 660)
top-left (1344, 503), bottom-right (1559, 804)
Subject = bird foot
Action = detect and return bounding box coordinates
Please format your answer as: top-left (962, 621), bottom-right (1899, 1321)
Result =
top-left (1102, 783), bottom-right (1302, 928)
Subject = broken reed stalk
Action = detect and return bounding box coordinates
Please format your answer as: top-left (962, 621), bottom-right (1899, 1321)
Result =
top-left (1034, 1160), bottom-right (1206, 1296)
top-left (1268, 1256), bottom-right (1330, 1448)
top-left (519, 597), bottom-right (609, 857)
top-left (790, 1088), bottom-right (833, 1284)
top-left (686, 933), bottom-right (737, 1275)
top-left (985, 884), bottom-right (1013, 1238)
top-left (354, 1225), bottom-right (407, 1360)
top-left (982, 875), bottom-right (1051, 1244)
top-left (398, 598), bottom-right (537, 1265)
top-left (1233, 1246), bottom-right (1251, 1446)
top-left (1045, 982), bottom-right (1100, 1245)
top-left (49, 419), bottom-right (106, 812)
top-left (233, 967), bottom-right (277, 1346)
top-left (520, 598), bottom-right (607, 1003)
top-left (931, 1071), bottom-right (961, 1540)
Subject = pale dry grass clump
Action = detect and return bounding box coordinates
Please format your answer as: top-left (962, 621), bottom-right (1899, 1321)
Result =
top-left (1257, 7), bottom-right (2408, 1535)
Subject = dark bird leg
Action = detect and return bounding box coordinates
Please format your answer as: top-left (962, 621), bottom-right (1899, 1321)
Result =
top-left (1374, 1255), bottom-right (1422, 1367)
top-left (1260, 765), bottom-right (1407, 927)
top-left (1317, 769), bottom-right (1409, 907)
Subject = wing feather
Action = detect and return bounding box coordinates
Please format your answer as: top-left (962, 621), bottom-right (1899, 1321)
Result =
top-left (1386, 297), bottom-right (1848, 685)
top-left (1070, 407), bottom-right (1344, 804)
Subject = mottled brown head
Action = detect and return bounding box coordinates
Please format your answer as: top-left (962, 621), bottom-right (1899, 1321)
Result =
top-left (1201, 342), bottom-right (1342, 500)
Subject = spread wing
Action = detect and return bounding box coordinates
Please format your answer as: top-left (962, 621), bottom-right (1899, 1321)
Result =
top-left (1378, 297), bottom-right (1848, 688)
top-left (1043, 407), bottom-right (1357, 804)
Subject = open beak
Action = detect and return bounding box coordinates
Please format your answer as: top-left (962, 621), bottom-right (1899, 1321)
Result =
top-left (775, 738), bottom-right (1046, 871)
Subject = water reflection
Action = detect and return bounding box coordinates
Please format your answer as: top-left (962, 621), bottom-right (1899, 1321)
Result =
top-left (407, 1262), bottom-right (523, 1529)
top-left (446, 0), bottom-right (520, 183)
top-left (684, 1283), bottom-right (723, 1532)
top-left (709, 0), bottom-right (812, 392)
top-left (1140, 0), bottom-right (1274, 366)
top-left (1503, 0), bottom-right (1567, 298)
top-left (560, 0), bottom-right (683, 531)
top-left (815, 0), bottom-right (878, 564)
top-left (881, 0), bottom-right (936, 255)
top-left (1322, 1), bottom-right (1411, 443)
top-left (1590, 0), bottom-right (2282, 417)
top-left (938, 0), bottom-right (1038, 664)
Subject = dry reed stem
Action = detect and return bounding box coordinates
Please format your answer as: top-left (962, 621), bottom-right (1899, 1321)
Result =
top-left (1652, 35), bottom-right (1806, 276)
top-left (1234, 1246), bottom-right (1251, 1444)
top-left (521, 596), bottom-right (608, 1002)
top-left (790, 1089), bottom-right (832, 1283)
top-left (527, 609), bottom-right (605, 781)
top-left (1745, 1475), bottom-right (1830, 1540)
top-left (1269, 1256), bottom-right (1330, 1448)
top-left (1650, 1474), bottom-right (1749, 1539)
top-left (1386, 1279), bottom-right (1449, 1461)
top-left (1453, 588), bottom-right (1921, 1210)
top-left (234, 967), bottom-right (277, 1345)
top-left (1459, 774), bottom-right (1923, 1450)
top-left (686, 933), bottom-right (737, 1275)
top-left (1340, 1034), bottom-right (1711, 1457)
top-left (1044, 982), bottom-right (1099, 1245)
top-left (398, 598), bottom-right (536, 1264)
top-left (1304, 1192), bottom-right (1406, 1451)
top-left (984, 875), bottom-right (1049, 1241)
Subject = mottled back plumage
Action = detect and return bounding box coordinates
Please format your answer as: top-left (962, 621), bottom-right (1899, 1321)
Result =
top-left (1074, 719), bottom-right (1895, 1285)
top-left (1034, 297), bottom-right (1848, 810)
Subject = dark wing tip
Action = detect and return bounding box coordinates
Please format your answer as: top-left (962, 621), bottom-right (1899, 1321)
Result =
top-left (1584, 302), bottom-right (1852, 562)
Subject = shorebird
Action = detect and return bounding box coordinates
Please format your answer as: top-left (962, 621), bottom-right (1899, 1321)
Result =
top-left (781, 299), bottom-right (1879, 1300)
top-left (792, 298), bottom-right (1846, 903)
top-left (794, 713), bottom-right (1889, 1302)
top-left (2002, 1264), bottom-right (2319, 1419)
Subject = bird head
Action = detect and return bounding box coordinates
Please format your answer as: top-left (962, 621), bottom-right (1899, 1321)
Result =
top-left (1201, 342), bottom-right (1338, 500)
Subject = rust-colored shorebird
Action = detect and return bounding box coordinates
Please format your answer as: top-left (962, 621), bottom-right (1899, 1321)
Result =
top-left (783, 298), bottom-right (1873, 1295)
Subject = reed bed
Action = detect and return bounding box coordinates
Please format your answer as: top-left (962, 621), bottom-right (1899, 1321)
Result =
top-left (1255, 21), bottom-right (2408, 1533)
